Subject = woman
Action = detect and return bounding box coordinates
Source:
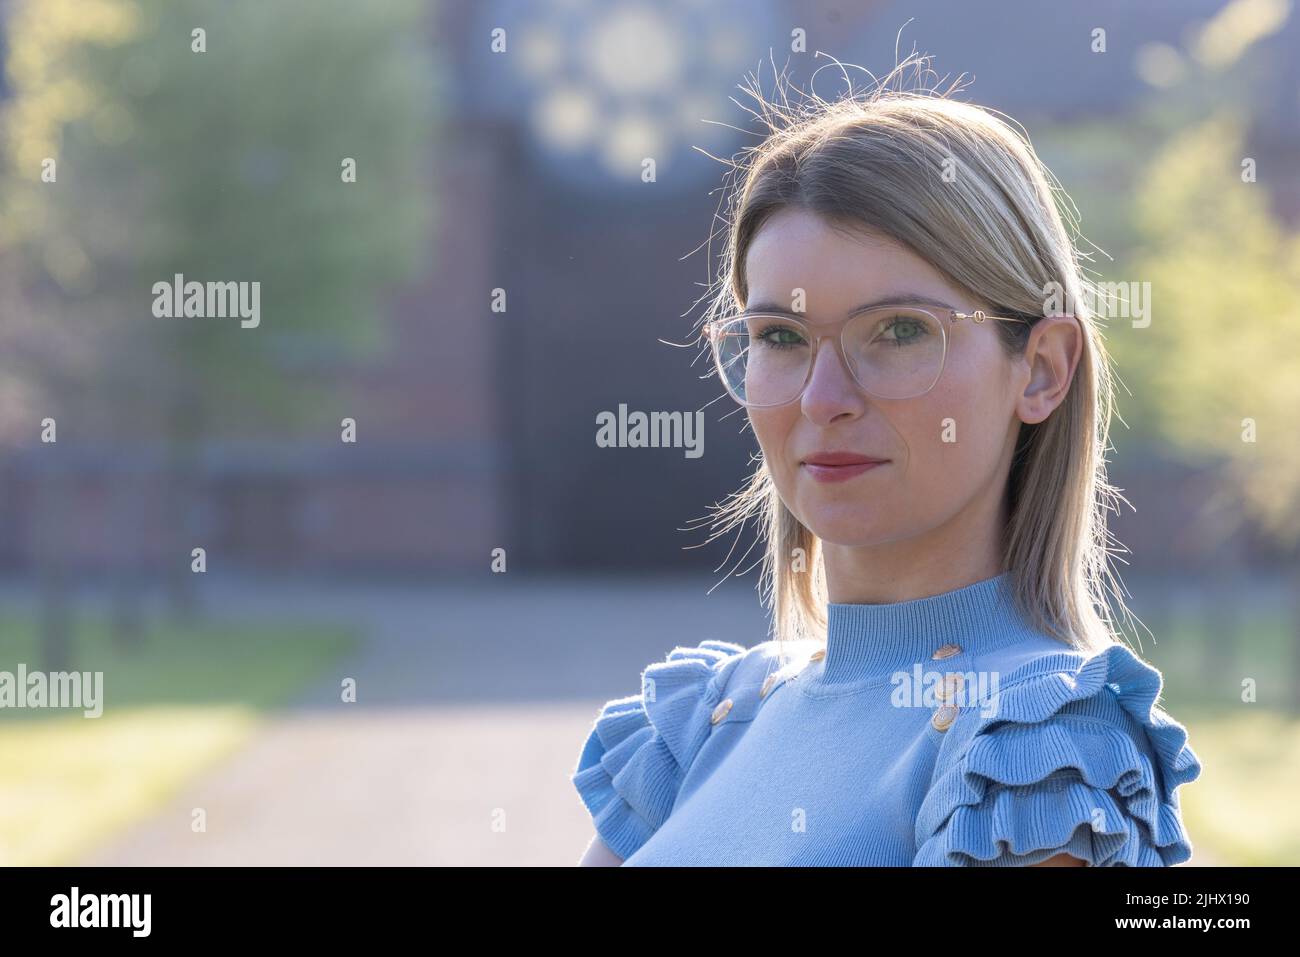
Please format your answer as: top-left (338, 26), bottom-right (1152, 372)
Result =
top-left (570, 58), bottom-right (1202, 866)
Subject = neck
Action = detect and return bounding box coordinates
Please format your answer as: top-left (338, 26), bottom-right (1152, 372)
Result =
top-left (821, 483), bottom-right (1010, 604)
top-left (812, 570), bottom-right (1029, 686)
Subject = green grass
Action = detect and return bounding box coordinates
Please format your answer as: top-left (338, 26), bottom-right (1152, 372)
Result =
top-left (1121, 609), bottom-right (1300, 866)
top-left (1136, 608), bottom-right (1295, 713)
top-left (1174, 707), bottom-right (1300, 866)
top-left (0, 607), bottom-right (356, 865)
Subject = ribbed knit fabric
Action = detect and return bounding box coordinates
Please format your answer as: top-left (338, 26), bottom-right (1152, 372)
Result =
top-left (570, 572), bottom-right (1203, 866)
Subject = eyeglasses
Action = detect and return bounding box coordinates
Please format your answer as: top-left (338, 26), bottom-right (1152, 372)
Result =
top-left (703, 305), bottom-right (1034, 407)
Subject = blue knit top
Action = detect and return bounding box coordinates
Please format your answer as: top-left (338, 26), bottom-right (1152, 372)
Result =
top-left (570, 572), bottom-right (1203, 866)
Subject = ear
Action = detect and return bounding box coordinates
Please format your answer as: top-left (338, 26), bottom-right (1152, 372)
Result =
top-left (1016, 315), bottom-right (1082, 425)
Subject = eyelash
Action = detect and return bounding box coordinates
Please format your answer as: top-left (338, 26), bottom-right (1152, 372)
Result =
top-left (754, 316), bottom-right (927, 348)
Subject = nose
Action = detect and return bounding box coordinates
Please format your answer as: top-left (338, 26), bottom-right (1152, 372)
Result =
top-left (799, 335), bottom-right (869, 425)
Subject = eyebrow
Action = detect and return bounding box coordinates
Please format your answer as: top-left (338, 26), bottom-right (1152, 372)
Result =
top-left (742, 293), bottom-right (956, 318)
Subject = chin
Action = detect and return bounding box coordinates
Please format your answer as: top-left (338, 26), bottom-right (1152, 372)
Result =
top-left (797, 505), bottom-right (897, 547)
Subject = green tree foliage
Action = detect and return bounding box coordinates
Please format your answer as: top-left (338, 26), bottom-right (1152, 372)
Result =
top-left (0, 0), bottom-right (440, 633)
top-left (1131, 112), bottom-right (1300, 545)
top-left (0, 0), bottom-right (439, 437)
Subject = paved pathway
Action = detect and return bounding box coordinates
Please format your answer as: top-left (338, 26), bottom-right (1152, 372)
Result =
top-left (70, 573), bottom-right (768, 865)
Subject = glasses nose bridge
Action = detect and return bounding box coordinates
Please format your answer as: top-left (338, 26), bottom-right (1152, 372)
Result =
top-left (803, 324), bottom-right (858, 394)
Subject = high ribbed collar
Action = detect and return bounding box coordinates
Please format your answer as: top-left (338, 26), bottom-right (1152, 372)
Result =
top-left (813, 572), bottom-right (1026, 686)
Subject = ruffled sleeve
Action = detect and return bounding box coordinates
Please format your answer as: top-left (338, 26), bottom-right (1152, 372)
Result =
top-left (571, 639), bottom-right (747, 861)
top-left (913, 643), bottom-right (1203, 867)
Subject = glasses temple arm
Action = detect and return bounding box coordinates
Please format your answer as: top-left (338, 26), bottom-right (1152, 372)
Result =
top-left (949, 310), bottom-right (1035, 324)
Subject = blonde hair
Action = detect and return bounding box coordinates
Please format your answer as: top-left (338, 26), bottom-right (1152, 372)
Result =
top-left (688, 53), bottom-right (1134, 657)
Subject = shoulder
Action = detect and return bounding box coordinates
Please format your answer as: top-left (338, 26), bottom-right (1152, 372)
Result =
top-left (578, 637), bottom-right (755, 773)
top-left (569, 637), bottom-right (760, 860)
top-left (914, 640), bottom-right (1204, 867)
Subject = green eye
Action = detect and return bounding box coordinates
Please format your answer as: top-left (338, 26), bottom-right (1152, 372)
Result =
top-left (757, 325), bottom-right (806, 347)
top-left (883, 317), bottom-right (926, 344)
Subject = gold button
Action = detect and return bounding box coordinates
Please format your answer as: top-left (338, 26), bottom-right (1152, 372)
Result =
top-left (710, 698), bottom-right (733, 724)
top-left (760, 674), bottom-right (776, 697)
top-left (810, 648), bottom-right (826, 662)
top-left (931, 705), bottom-right (958, 731)
top-left (932, 643), bottom-right (962, 660)
top-left (937, 673), bottom-right (966, 702)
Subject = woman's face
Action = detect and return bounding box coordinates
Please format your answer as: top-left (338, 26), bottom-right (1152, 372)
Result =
top-left (742, 208), bottom-right (1035, 553)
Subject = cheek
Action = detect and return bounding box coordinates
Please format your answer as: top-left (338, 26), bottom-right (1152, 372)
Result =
top-left (904, 356), bottom-right (1011, 482)
top-left (748, 409), bottom-right (788, 461)
top-left (748, 408), bottom-right (799, 484)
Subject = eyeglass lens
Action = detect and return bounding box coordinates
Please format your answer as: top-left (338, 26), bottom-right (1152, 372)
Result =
top-left (712, 307), bottom-right (946, 405)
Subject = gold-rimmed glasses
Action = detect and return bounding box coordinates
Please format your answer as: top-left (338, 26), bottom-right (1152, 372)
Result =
top-left (703, 305), bottom-right (1034, 407)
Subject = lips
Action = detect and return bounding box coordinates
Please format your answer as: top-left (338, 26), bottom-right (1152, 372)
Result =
top-left (802, 452), bottom-right (888, 467)
top-left (801, 451), bottom-right (889, 483)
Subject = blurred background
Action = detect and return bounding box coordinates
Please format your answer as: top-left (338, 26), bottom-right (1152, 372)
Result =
top-left (0, 0), bottom-right (1296, 866)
